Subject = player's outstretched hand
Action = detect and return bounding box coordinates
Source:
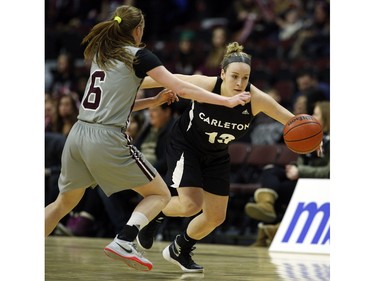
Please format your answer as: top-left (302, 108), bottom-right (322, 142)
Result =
top-left (226, 91), bottom-right (251, 108)
top-left (155, 88), bottom-right (179, 106)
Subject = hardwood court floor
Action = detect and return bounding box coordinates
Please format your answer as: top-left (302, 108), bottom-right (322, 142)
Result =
top-left (45, 236), bottom-right (330, 281)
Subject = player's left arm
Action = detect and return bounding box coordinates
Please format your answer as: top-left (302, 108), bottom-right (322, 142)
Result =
top-left (250, 84), bottom-right (294, 125)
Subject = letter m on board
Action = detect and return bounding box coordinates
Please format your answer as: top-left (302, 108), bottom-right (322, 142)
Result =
top-left (282, 202), bottom-right (330, 244)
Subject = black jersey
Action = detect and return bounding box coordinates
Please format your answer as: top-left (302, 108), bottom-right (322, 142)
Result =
top-left (172, 77), bottom-right (255, 155)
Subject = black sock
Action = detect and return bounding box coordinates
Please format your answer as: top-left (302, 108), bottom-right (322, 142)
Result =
top-left (155, 211), bottom-right (166, 223)
top-left (117, 225), bottom-right (139, 241)
top-left (176, 231), bottom-right (198, 249)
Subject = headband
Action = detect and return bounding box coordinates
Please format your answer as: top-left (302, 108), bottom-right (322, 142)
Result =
top-left (114, 16), bottom-right (122, 24)
top-left (222, 56), bottom-right (251, 69)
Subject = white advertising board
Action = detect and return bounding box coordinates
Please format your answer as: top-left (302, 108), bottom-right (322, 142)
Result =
top-left (269, 179), bottom-right (330, 254)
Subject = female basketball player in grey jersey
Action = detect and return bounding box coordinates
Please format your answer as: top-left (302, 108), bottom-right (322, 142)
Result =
top-left (44, 5), bottom-right (251, 272)
top-left (138, 42), bottom-right (322, 272)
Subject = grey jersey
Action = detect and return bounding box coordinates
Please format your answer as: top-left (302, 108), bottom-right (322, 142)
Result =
top-left (58, 46), bottom-right (163, 195)
top-left (78, 46), bottom-right (162, 129)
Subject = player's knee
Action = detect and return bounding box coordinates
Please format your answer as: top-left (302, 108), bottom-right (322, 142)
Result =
top-left (151, 176), bottom-right (172, 206)
top-left (160, 190), bottom-right (172, 207)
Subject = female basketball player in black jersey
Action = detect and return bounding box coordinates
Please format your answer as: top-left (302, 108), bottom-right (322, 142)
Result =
top-left (138, 42), bottom-right (313, 273)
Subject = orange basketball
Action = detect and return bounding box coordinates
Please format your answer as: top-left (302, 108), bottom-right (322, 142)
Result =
top-left (283, 114), bottom-right (323, 154)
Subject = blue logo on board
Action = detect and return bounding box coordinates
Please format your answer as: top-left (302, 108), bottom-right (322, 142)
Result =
top-left (282, 202), bottom-right (330, 244)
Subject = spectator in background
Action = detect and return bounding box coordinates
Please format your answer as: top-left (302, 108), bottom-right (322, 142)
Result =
top-left (292, 94), bottom-right (308, 115)
top-left (45, 94), bottom-right (57, 133)
top-left (167, 30), bottom-right (202, 114)
top-left (52, 93), bottom-right (80, 137)
top-left (292, 68), bottom-right (329, 115)
top-left (48, 53), bottom-right (79, 98)
top-left (245, 100), bottom-right (330, 247)
top-left (226, 0), bottom-right (278, 44)
top-left (126, 111), bottom-right (148, 142)
top-left (226, 0), bottom-right (260, 44)
top-left (134, 0), bottom-right (196, 41)
top-left (45, 0), bottom-right (102, 60)
top-left (171, 30), bottom-right (201, 75)
top-left (295, 68), bottom-right (330, 100)
top-left (275, 6), bottom-right (304, 41)
top-left (271, 0), bottom-right (299, 18)
top-left (45, 132), bottom-right (66, 207)
top-left (195, 26), bottom-right (228, 76)
top-left (134, 103), bottom-right (176, 179)
top-left (289, 0), bottom-right (330, 59)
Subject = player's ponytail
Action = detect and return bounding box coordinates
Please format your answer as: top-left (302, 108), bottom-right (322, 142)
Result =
top-left (221, 42), bottom-right (252, 70)
top-left (81, 5), bottom-right (144, 71)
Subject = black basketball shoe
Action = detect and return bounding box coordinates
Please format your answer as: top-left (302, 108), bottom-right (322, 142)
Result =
top-left (136, 216), bottom-right (164, 250)
top-left (162, 235), bottom-right (204, 273)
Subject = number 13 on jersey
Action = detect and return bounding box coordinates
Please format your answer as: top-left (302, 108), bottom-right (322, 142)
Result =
top-left (205, 132), bottom-right (235, 144)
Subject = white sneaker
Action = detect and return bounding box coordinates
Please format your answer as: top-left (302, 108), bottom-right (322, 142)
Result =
top-left (104, 236), bottom-right (153, 271)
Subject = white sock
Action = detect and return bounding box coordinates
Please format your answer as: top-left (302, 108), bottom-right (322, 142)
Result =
top-left (127, 211), bottom-right (149, 230)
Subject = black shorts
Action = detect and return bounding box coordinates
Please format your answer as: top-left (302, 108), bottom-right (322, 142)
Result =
top-left (165, 138), bottom-right (230, 196)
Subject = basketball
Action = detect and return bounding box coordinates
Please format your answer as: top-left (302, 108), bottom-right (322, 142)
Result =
top-left (283, 114), bottom-right (323, 154)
